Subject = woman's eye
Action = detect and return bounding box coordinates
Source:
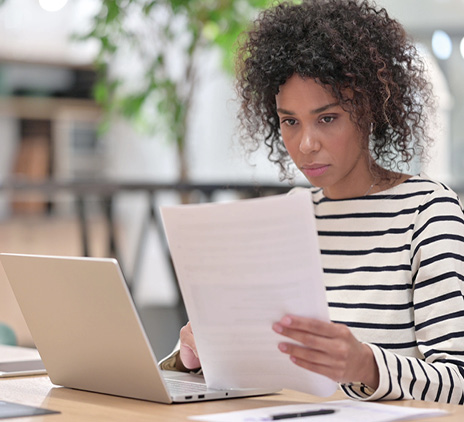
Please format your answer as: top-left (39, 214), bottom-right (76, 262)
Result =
top-left (320, 116), bottom-right (335, 124)
top-left (282, 118), bottom-right (297, 126)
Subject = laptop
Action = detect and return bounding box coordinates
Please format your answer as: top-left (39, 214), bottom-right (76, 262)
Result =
top-left (0, 253), bottom-right (277, 403)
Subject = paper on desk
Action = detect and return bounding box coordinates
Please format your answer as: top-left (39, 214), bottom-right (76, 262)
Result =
top-left (161, 191), bottom-right (337, 397)
top-left (188, 400), bottom-right (449, 422)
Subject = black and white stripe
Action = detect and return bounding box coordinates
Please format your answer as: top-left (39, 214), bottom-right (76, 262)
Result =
top-left (303, 175), bottom-right (464, 404)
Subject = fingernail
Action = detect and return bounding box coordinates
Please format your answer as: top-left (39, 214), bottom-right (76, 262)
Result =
top-left (272, 323), bottom-right (283, 333)
top-left (278, 343), bottom-right (287, 352)
top-left (281, 316), bottom-right (292, 326)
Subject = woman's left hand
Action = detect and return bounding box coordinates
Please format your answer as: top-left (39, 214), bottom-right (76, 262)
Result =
top-left (272, 314), bottom-right (379, 389)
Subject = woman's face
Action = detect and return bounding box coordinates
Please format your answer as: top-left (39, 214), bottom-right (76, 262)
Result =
top-left (276, 75), bottom-right (372, 199)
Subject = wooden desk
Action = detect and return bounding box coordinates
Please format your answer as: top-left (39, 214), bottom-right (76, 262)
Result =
top-left (0, 375), bottom-right (462, 422)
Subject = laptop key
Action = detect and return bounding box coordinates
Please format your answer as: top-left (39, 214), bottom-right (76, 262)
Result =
top-left (165, 378), bottom-right (208, 394)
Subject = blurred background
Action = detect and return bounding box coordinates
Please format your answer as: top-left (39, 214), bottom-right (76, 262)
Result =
top-left (0, 0), bottom-right (463, 359)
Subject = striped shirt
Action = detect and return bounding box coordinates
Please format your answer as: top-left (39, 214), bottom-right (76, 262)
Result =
top-left (304, 175), bottom-right (464, 404)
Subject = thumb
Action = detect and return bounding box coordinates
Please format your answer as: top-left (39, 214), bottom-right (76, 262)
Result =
top-left (180, 343), bottom-right (201, 370)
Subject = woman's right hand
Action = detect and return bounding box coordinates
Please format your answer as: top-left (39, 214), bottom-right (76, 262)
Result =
top-left (177, 321), bottom-right (201, 370)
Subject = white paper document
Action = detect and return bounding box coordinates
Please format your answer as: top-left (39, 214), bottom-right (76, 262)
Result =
top-left (161, 191), bottom-right (337, 397)
top-left (188, 400), bottom-right (449, 422)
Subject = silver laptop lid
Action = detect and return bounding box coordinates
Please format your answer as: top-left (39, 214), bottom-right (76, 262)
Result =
top-left (0, 253), bottom-right (173, 403)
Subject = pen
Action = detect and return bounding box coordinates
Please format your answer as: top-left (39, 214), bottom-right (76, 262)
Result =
top-left (271, 409), bottom-right (336, 420)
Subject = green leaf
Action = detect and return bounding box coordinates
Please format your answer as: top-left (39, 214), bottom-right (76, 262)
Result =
top-left (93, 81), bottom-right (109, 104)
top-left (104, 0), bottom-right (122, 24)
top-left (202, 21), bottom-right (220, 41)
top-left (120, 92), bottom-right (148, 118)
top-left (142, 1), bottom-right (158, 15)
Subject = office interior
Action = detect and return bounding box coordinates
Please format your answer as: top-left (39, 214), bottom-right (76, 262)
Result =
top-left (0, 0), bottom-right (463, 360)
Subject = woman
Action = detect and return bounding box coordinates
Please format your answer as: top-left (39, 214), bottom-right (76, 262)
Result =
top-left (162, 0), bottom-right (464, 404)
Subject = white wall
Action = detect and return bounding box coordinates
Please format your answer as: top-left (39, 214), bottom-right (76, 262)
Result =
top-left (0, 0), bottom-right (99, 65)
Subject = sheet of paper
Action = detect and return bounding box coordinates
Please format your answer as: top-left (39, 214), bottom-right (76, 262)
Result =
top-left (161, 191), bottom-right (337, 397)
top-left (188, 400), bottom-right (449, 422)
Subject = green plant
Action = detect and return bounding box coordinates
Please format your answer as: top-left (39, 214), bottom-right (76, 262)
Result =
top-left (81, 0), bottom-right (273, 181)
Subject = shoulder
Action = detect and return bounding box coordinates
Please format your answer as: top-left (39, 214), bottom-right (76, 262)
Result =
top-left (400, 175), bottom-right (462, 209)
top-left (396, 176), bottom-right (464, 239)
top-left (401, 175), bottom-right (457, 195)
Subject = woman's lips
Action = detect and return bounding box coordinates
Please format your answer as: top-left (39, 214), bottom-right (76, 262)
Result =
top-left (301, 165), bottom-right (329, 178)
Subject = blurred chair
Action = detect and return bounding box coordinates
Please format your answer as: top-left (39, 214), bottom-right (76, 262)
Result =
top-left (0, 322), bottom-right (16, 346)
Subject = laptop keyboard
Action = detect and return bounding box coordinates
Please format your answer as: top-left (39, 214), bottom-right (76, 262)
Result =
top-left (165, 378), bottom-right (208, 394)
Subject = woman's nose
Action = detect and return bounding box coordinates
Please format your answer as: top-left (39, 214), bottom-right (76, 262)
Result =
top-left (299, 130), bottom-right (320, 154)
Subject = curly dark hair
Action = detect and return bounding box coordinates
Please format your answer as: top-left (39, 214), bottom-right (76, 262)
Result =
top-left (235, 0), bottom-right (434, 180)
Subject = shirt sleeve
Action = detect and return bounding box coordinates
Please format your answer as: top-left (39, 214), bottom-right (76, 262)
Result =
top-left (341, 186), bottom-right (464, 404)
top-left (158, 341), bottom-right (204, 374)
top-left (158, 341), bottom-right (180, 371)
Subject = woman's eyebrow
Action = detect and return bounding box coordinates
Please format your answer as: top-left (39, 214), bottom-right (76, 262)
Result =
top-left (310, 102), bottom-right (339, 114)
top-left (276, 107), bottom-right (296, 115)
top-left (276, 102), bottom-right (339, 116)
